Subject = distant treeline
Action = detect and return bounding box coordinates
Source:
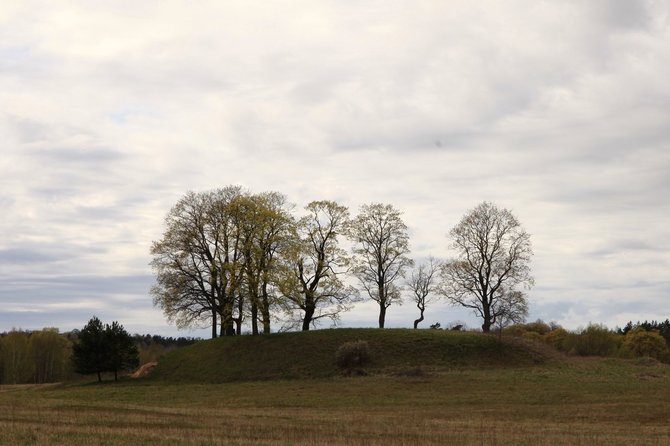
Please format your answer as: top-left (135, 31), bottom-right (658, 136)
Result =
top-left (0, 329), bottom-right (201, 385)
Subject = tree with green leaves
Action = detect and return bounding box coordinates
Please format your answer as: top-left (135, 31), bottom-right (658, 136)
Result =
top-left (279, 201), bottom-right (357, 331)
top-left (348, 203), bottom-right (413, 328)
top-left (232, 192), bottom-right (293, 334)
top-left (439, 202), bottom-right (534, 333)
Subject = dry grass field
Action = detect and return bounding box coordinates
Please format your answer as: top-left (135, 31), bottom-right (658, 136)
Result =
top-left (1, 356), bottom-right (669, 445)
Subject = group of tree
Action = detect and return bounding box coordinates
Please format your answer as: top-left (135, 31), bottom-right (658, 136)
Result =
top-left (151, 187), bottom-right (535, 336)
top-left (0, 324), bottom-right (198, 384)
top-left (618, 320), bottom-right (670, 345)
top-left (71, 317), bottom-right (139, 382)
top-left (0, 328), bottom-right (73, 384)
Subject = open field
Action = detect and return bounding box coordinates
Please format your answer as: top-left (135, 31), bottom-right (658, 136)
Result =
top-left (1, 357), bottom-right (669, 445)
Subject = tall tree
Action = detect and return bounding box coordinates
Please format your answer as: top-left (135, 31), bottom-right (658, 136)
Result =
top-left (233, 192), bottom-right (293, 334)
top-left (348, 203), bottom-right (413, 328)
top-left (439, 202), bottom-right (534, 333)
top-left (72, 316), bottom-right (107, 382)
top-left (150, 187), bottom-right (244, 338)
top-left (279, 200), bottom-right (357, 331)
top-left (105, 321), bottom-right (139, 382)
top-left (406, 257), bottom-right (440, 329)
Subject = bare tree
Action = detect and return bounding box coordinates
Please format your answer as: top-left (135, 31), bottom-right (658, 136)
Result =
top-left (494, 289), bottom-right (529, 338)
top-left (406, 257), bottom-right (440, 329)
top-left (439, 201), bottom-right (533, 333)
top-left (278, 201), bottom-right (357, 331)
top-left (348, 203), bottom-right (413, 328)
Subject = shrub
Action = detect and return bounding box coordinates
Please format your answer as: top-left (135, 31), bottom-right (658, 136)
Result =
top-left (573, 324), bottom-right (622, 357)
top-left (335, 340), bottom-right (371, 369)
top-left (544, 328), bottom-right (569, 351)
top-left (623, 328), bottom-right (669, 360)
top-left (521, 331), bottom-right (543, 342)
top-left (504, 320), bottom-right (553, 338)
top-left (524, 320), bottom-right (552, 336)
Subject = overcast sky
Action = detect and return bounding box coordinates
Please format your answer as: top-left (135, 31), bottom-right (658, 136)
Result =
top-left (1, 1), bottom-right (669, 336)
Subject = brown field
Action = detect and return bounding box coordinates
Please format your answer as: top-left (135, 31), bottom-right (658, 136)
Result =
top-left (1, 357), bottom-right (669, 445)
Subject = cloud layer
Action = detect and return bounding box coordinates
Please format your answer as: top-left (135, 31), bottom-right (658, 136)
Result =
top-left (1, 1), bottom-right (669, 335)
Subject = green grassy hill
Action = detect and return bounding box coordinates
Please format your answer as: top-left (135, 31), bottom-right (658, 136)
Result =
top-left (151, 328), bottom-right (553, 383)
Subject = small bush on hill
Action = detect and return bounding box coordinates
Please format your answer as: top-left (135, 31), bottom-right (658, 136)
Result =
top-left (504, 320), bottom-right (553, 338)
top-left (335, 340), bottom-right (371, 369)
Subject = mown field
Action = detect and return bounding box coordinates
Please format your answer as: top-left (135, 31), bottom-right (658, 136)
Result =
top-left (1, 330), bottom-right (669, 445)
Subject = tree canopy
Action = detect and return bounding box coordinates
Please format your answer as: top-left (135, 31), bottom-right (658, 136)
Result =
top-left (348, 203), bottom-right (413, 328)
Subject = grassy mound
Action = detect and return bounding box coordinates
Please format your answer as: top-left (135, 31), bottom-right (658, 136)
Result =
top-left (151, 329), bottom-right (552, 383)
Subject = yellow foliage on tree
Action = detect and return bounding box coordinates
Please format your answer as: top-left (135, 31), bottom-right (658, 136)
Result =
top-left (623, 328), bottom-right (669, 359)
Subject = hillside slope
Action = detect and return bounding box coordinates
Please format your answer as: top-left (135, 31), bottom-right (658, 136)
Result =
top-left (150, 329), bottom-right (552, 383)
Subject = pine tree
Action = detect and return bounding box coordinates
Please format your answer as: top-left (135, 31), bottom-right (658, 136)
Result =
top-left (72, 317), bottom-right (139, 382)
top-left (72, 316), bottom-right (107, 382)
top-left (105, 321), bottom-right (139, 381)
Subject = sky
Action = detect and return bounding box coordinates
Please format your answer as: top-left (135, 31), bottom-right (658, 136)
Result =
top-left (1, 1), bottom-right (669, 337)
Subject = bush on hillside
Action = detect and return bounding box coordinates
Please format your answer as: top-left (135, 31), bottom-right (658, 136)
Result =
top-left (335, 340), bottom-right (371, 369)
top-left (544, 328), bottom-right (570, 350)
top-left (622, 328), bottom-right (669, 360)
top-left (504, 320), bottom-right (553, 338)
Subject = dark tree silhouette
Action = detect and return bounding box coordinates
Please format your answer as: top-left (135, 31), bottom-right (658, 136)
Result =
top-left (72, 317), bottom-right (139, 382)
top-left (105, 321), bottom-right (139, 381)
top-left (72, 316), bottom-right (107, 382)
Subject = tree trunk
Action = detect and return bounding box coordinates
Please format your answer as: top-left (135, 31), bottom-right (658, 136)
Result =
top-left (211, 307), bottom-right (218, 339)
top-left (97, 370), bottom-right (102, 382)
top-left (302, 305), bottom-right (315, 331)
top-left (482, 301), bottom-right (492, 333)
top-left (221, 300), bottom-right (235, 336)
top-left (378, 304), bottom-right (386, 328)
top-left (114, 369), bottom-right (118, 382)
top-left (261, 282), bottom-right (271, 334)
top-left (251, 301), bottom-right (259, 335)
top-left (413, 306), bottom-right (425, 329)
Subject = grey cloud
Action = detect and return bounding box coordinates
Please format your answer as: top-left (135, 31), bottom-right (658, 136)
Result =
top-left (27, 147), bottom-right (124, 165)
top-left (6, 115), bottom-right (52, 144)
top-left (0, 248), bottom-right (59, 264)
top-left (591, 0), bottom-right (656, 30)
top-left (0, 274), bottom-right (154, 303)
